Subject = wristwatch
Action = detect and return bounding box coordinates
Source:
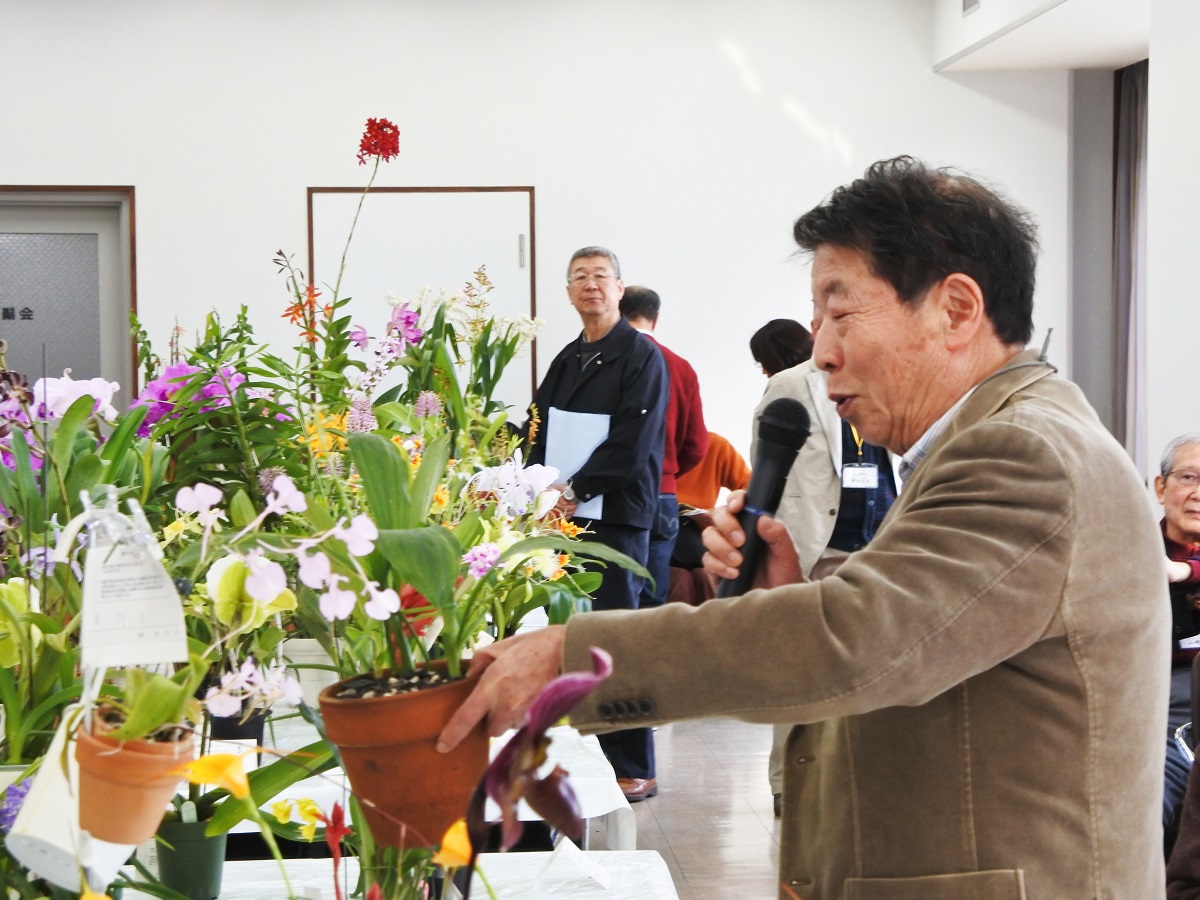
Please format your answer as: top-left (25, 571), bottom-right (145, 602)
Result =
top-left (562, 481), bottom-right (576, 502)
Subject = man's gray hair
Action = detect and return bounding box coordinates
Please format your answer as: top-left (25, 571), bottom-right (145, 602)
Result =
top-left (1160, 433), bottom-right (1200, 475)
top-left (567, 246), bottom-right (621, 281)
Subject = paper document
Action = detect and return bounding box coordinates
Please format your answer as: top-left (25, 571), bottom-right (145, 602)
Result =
top-left (545, 407), bottom-right (610, 520)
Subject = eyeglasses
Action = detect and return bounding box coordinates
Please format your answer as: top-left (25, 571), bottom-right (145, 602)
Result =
top-left (567, 272), bottom-right (616, 287)
top-left (1168, 471), bottom-right (1200, 489)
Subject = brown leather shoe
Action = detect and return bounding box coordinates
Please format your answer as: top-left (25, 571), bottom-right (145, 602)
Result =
top-left (617, 777), bottom-right (658, 802)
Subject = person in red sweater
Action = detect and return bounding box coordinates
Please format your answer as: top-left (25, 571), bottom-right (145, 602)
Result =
top-left (620, 286), bottom-right (707, 612)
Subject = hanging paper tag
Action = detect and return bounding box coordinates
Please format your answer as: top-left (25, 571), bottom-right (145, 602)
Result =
top-left (842, 464), bottom-right (879, 489)
top-left (79, 540), bottom-right (188, 669)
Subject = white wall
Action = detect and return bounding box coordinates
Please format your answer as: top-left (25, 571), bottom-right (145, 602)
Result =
top-left (933, 0), bottom-right (1067, 68)
top-left (1146, 0), bottom-right (1200, 478)
top-left (0, 0), bottom-right (1070, 457)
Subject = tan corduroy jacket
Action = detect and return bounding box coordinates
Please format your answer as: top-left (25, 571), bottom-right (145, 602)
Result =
top-left (563, 351), bottom-right (1170, 899)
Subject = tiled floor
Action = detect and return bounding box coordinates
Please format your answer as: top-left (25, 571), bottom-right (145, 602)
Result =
top-left (597, 718), bottom-right (782, 899)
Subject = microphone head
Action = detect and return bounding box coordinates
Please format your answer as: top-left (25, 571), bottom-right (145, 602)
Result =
top-left (756, 398), bottom-right (811, 451)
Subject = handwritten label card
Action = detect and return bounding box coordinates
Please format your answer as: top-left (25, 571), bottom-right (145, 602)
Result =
top-left (79, 542), bottom-right (189, 669)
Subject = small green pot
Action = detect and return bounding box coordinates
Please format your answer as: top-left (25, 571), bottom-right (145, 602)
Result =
top-left (156, 820), bottom-right (227, 900)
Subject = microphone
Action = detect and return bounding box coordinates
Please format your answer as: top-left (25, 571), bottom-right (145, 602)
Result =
top-left (716, 397), bottom-right (811, 598)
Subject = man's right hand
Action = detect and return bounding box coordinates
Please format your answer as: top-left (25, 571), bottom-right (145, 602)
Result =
top-left (701, 489), bottom-right (805, 591)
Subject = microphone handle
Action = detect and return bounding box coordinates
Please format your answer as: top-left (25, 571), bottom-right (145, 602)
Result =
top-left (715, 504), bottom-right (769, 598)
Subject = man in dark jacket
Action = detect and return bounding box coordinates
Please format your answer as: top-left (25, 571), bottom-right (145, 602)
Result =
top-left (520, 246), bottom-right (668, 801)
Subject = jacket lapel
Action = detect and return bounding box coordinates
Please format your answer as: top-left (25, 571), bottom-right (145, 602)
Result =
top-left (805, 367), bottom-right (843, 475)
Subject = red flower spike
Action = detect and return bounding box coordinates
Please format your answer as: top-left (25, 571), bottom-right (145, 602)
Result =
top-left (365, 886), bottom-right (384, 900)
top-left (357, 118), bottom-right (400, 165)
top-left (316, 802), bottom-right (353, 900)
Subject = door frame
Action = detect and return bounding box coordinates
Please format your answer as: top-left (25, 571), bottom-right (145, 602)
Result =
top-left (307, 185), bottom-right (537, 398)
top-left (0, 185), bottom-right (138, 390)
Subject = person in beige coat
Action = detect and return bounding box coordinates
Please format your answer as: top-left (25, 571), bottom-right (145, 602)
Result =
top-left (440, 157), bottom-right (1169, 899)
top-left (756, 358), bottom-right (903, 814)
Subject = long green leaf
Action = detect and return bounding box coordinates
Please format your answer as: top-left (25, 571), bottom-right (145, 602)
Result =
top-left (409, 434), bottom-right (450, 526)
top-left (204, 739), bottom-right (336, 835)
top-left (347, 433), bottom-right (411, 530)
top-left (99, 405), bottom-right (149, 470)
top-left (50, 395), bottom-right (95, 474)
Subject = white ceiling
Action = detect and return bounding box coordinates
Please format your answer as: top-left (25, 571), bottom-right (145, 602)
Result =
top-left (938, 0), bottom-right (1149, 72)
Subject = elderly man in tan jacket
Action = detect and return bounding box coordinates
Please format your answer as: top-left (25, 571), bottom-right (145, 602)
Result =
top-left (441, 157), bottom-right (1169, 899)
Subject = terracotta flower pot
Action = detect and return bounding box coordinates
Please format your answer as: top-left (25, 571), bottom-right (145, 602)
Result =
top-left (319, 664), bottom-right (487, 848)
top-left (74, 718), bottom-right (195, 845)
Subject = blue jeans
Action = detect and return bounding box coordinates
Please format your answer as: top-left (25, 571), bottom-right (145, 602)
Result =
top-left (639, 494), bottom-right (679, 609)
top-left (1166, 667), bottom-right (1193, 834)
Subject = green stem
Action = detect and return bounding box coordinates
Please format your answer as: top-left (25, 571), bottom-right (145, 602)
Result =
top-left (247, 801), bottom-right (297, 899)
top-left (332, 157), bottom-right (380, 305)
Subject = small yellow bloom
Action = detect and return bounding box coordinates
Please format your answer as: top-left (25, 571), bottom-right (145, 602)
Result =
top-left (80, 886), bottom-right (111, 900)
top-left (299, 821), bottom-right (317, 841)
top-left (431, 818), bottom-right (472, 869)
top-left (270, 800), bottom-right (293, 824)
top-left (432, 484), bottom-right (450, 512)
top-left (295, 797), bottom-right (321, 824)
top-left (171, 753), bottom-right (250, 799)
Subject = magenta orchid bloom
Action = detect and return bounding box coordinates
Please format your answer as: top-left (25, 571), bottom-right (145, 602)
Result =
top-left (467, 647), bottom-right (613, 853)
top-left (349, 324), bottom-right (370, 350)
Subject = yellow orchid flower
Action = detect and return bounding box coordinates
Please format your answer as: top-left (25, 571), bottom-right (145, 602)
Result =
top-left (80, 885), bottom-right (112, 900)
top-left (270, 800), bottom-right (293, 824)
top-left (299, 821), bottom-right (317, 841)
top-left (295, 797), bottom-right (321, 824)
top-left (431, 819), bottom-right (472, 869)
top-left (171, 753), bottom-right (250, 799)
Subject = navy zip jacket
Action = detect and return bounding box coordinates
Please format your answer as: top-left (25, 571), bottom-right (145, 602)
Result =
top-left (523, 318), bottom-right (667, 530)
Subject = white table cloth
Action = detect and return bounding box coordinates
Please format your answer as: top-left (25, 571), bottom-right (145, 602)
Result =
top-left (128, 851), bottom-right (677, 899)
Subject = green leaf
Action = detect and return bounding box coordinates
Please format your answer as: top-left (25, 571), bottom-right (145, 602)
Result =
top-left (99, 405), bottom-right (149, 472)
top-left (204, 739), bottom-right (336, 835)
top-left (63, 453), bottom-right (104, 515)
top-left (347, 433), bottom-right (411, 530)
top-left (409, 434), bottom-right (450, 524)
top-left (228, 490), bottom-right (258, 528)
top-left (50, 395), bottom-right (96, 474)
top-left (373, 526), bottom-right (461, 610)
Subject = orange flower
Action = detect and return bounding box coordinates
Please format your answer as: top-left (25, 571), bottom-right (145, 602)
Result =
top-left (432, 818), bottom-right (472, 868)
top-left (171, 753), bottom-right (250, 799)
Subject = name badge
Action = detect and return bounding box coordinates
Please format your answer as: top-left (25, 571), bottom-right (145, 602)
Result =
top-left (842, 464), bottom-right (879, 489)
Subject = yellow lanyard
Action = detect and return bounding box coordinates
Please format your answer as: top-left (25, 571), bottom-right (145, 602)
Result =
top-left (849, 424), bottom-right (864, 462)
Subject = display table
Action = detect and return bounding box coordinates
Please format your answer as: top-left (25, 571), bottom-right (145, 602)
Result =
top-left (125, 851), bottom-right (677, 899)
top-left (246, 714), bottom-right (635, 850)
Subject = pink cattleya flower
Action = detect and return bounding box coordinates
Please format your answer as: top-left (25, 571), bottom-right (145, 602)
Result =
top-left (264, 473), bottom-right (307, 517)
top-left (363, 582), bottom-right (401, 620)
top-left (468, 647), bottom-right (613, 852)
top-left (349, 325), bottom-right (369, 350)
top-left (389, 304), bottom-right (423, 344)
top-left (334, 514), bottom-right (378, 557)
top-left (204, 686), bottom-right (243, 718)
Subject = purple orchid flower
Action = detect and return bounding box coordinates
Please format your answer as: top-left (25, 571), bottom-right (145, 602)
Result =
top-left (466, 647), bottom-right (613, 855)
